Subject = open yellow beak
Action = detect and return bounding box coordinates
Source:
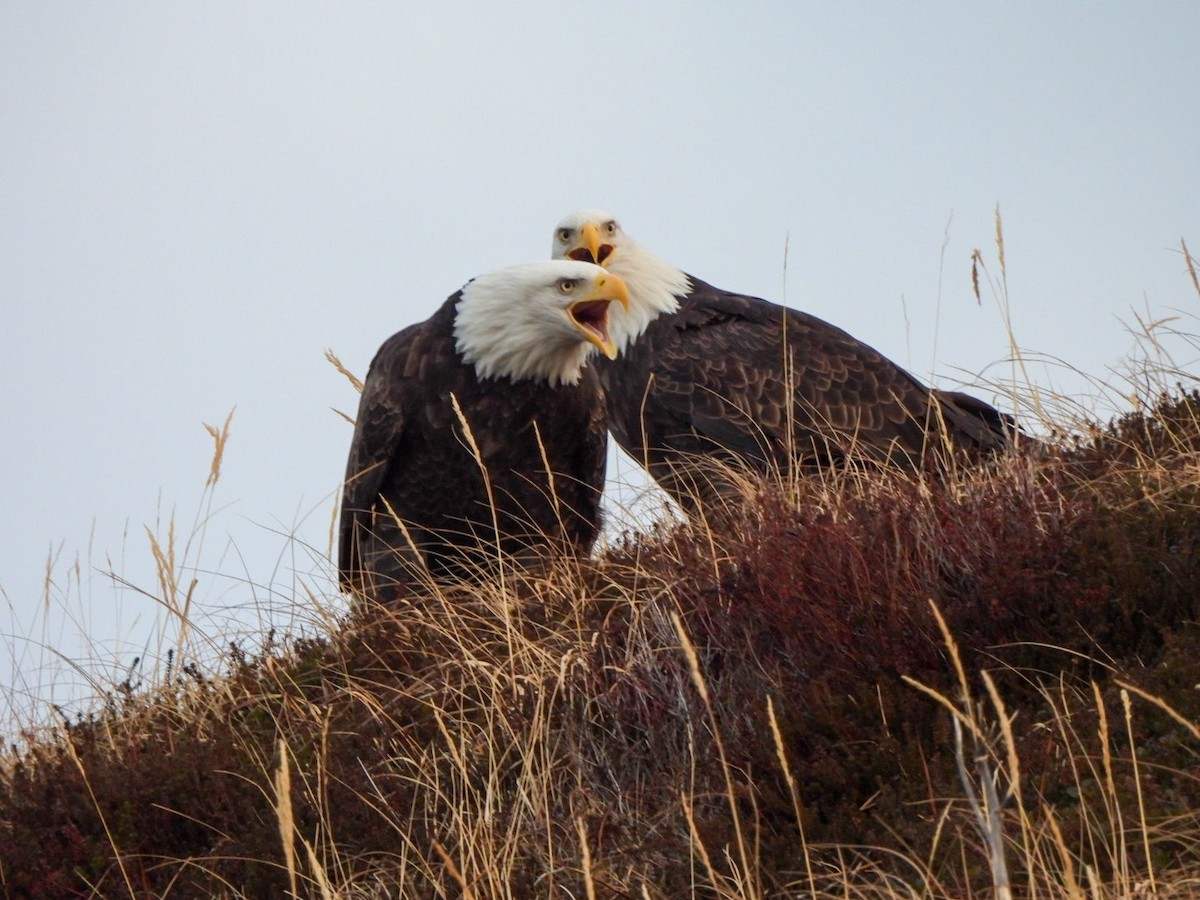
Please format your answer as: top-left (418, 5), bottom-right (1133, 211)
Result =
top-left (568, 274), bottom-right (630, 359)
top-left (567, 221), bottom-right (616, 266)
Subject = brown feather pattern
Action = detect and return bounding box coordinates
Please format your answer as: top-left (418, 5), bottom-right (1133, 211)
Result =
top-left (595, 274), bottom-right (1012, 506)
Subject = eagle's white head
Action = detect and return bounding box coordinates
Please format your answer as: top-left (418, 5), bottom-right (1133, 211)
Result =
top-left (454, 260), bottom-right (630, 386)
top-left (551, 209), bottom-right (690, 352)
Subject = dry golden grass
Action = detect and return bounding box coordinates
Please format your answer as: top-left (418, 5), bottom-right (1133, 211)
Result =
top-left (10, 419), bottom-right (1200, 896)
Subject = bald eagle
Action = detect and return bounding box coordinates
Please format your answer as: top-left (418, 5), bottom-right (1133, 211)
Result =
top-left (338, 260), bottom-right (629, 597)
top-left (552, 210), bottom-right (1015, 507)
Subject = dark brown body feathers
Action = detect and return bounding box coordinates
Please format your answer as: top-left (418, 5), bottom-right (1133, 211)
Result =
top-left (339, 293), bottom-right (608, 595)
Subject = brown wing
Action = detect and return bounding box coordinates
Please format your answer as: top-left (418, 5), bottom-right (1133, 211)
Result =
top-left (933, 389), bottom-right (1020, 448)
top-left (336, 292), bottom-right (469, 590)
top-left (598, 275), bottom-right (1008, 490)
top-left (339, 323), bottom-right (422, 590)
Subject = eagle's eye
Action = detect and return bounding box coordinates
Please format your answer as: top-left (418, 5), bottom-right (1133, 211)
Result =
top-left (558, 228), bottom-right (572, 243)
top-left (604, 220), bottom-right (618, 236)
top-left (556, 278), bottom-right (577, 295)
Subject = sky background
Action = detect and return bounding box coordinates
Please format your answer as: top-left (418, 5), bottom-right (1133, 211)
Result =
top-left (2, 3), bottom-right (1197, 726)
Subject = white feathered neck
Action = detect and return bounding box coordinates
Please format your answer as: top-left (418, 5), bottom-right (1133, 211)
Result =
top-left (604, 235), bottom-right (691, 352)
top-left (453, 261), bottom-right (601, 387)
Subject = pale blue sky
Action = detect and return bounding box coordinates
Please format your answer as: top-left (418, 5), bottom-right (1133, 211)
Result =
top-left (2, 3), bottom-right (1197, 721)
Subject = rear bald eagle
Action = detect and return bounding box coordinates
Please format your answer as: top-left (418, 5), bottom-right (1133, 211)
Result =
top-left (552, 210), bottom-right (1015, 507)
top-left (338, 260), bottom-right (629, 597)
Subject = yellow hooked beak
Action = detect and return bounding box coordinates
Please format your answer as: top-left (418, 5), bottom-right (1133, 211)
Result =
top-left (567, 221), bottom-right (616, 266)
top-left (568, 274), bottom-right (630, 359)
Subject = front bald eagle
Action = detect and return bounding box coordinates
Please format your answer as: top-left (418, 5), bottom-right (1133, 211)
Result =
top-left (552, 209), bottom-right (1016, 508)
top-left (338, 260), bottom-right (629, 598)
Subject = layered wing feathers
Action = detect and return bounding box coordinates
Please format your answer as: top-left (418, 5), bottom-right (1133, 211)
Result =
top-left (598, 277), bottom-right (1008, 493)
